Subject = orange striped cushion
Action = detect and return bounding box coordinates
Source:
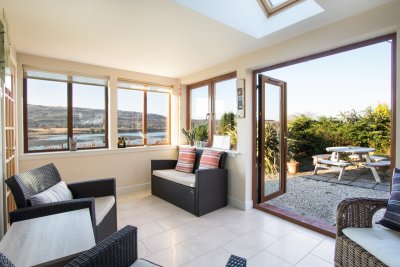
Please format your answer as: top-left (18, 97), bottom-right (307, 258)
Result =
top-left (199, 150), bottom-right (223, 169)
top-left (175, 146), bottom-right (196, 173)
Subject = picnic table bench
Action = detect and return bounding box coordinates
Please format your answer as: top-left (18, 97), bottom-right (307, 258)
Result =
top-left (313, 158), bottom-right (352, 180)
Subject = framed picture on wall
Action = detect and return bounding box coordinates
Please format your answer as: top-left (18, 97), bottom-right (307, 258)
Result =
top-left (237, 79), bottom-right (245, 118)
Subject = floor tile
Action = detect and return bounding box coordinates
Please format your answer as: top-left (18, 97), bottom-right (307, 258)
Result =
top-left (247, 251), bottom-right (293, 267)
top-left (224, 212), bottom-right (274, 235)
top-left (259, 218), bottom-right (298, 238)
top-left (142, 224), bottom-right (199, 253)
top-left (138, 240), bottom-right (151, 258)
top-left (295, 254), bottom-right (333, 267)
top-left (311, 237), bottom-right (336, 263)
top-left (156, 212), bottom-right (197, 230)
top-left (182, 226), bottom-right (238, 257)
top-left (145, 244), bottom-right (196, 267)
top-left (137, 222), bottom-right (166, 240)
top-left (181, 247), bottom-right (232, 267)
top-left (223, 229), bottom-right (278, 258)
top-left (266, 231), bottom-right (321, 265)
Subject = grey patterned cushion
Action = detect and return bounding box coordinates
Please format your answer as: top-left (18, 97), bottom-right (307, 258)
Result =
top-left (377, 167), bottom-right (400, 231)
top-left (0, 252), bottom-right (15, 267)
top-left (29, 181), bottom-right (73, 206)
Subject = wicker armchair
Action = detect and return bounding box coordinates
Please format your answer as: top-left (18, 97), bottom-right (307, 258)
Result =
top-left (5, 163), bottom-right (117, 243)
top-left (335, 197), bottom-right (388, 267)
top-left (66, 225), bottom-right (160, 267)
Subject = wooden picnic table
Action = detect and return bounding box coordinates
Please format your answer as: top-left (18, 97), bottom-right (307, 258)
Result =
top-left (314, 146), bottom-right (384, 182)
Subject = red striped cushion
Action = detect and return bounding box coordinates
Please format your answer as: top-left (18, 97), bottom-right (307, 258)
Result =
top-left (199, 150), bottom-right (223, 169)
top-left (175, 146), bottom-right (196, 173)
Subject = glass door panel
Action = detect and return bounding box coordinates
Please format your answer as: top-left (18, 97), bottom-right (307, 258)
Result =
top-left (258, 74), bottom-right (287, 202)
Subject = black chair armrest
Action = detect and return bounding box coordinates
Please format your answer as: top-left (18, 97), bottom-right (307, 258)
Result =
top-left (65, 225), bottom-right (138, 267)
top-left (336, 197), bottom-right (388, 236)
top-left (151, 160), bottom-right (177, 171)
top-left (67, 178), bottom-right (116, 199)
top-left (9, 198), bottom-right (96, 231)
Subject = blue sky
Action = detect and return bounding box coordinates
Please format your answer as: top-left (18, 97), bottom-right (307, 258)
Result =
top-left (262, 41), bottom-right (392, 120)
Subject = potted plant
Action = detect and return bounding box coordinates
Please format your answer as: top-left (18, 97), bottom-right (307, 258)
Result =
top-left (193, 123), bottom-right (208, 147)
top-left (287, 137), bottom-right (299, 175)
top-left (181, 128), bottom-right (195, 146)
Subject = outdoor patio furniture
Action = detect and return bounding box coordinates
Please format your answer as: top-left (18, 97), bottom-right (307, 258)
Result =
top-left (5, 163), bottom-right (117, 243)
top-left (66, 225), bottom-right (161, 267)
top-left (335, 197), bottom-right (400, 267)
top-left (312, 154), bottom-right (331, 165)
top-left (226, 255), bottom-right (247, 267)
top-left (314, 146), bottom-right (383, 182)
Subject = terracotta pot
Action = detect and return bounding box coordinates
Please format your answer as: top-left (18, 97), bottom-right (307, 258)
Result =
top-left (287, 161), bottom-right (299, 174)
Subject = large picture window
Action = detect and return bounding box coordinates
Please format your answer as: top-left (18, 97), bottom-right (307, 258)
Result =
top-left (187, 72), bottom-right (237, 149)
top-left (23, 68), bottom-right (108, 153)
top-left (117, 81), bottom-right (171, 146)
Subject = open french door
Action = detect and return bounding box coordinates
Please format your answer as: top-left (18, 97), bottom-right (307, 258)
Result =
top-left (257, 74), bottom-right (287, 203)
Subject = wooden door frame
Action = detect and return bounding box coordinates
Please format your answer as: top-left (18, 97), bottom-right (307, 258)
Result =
top-left (252, 33), bottom-right (397, 237)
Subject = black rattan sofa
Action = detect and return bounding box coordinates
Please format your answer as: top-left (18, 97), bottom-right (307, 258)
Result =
top-left (151, 148), bottom-right (228, 216)
top-left (5, 163), bottom-right (117, 243)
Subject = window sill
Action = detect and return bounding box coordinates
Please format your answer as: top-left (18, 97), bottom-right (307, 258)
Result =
top-left (19, 145), bottom-right (178, 161)
top-left (202, 147), bottom-right (240, 158)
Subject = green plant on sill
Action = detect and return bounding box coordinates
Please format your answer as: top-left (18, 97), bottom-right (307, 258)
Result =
top-left (193, 123), bottom-right (208, 142)
top-left (181, 128), bottom-right (195, 145)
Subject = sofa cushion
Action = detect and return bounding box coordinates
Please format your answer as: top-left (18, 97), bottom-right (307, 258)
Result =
top-left (153, 169), bottom-right (195, 188)
top-left (342, 227), bottom-right (400, 267)
top-left (199, 150), bottom-right (223, 169)
top-left (95, 196), bottom-right (115, 226)
top-left (175, 146), bottom-right (196, 173)
top-left (377, 167), bottom-right (400, 231)
top-left (29, 181), bottom-right (73, 206)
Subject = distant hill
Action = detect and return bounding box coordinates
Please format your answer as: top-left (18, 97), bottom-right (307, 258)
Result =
top-left (27, 104), bottom-right (167, 131)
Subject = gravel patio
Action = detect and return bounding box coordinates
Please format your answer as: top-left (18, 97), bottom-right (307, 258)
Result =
top-left (265, 167), bottom-right (390, 225)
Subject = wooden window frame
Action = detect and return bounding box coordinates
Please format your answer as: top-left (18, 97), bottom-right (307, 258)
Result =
top-left (257, 0), bottom-right (302, 17)
top-left (186, 72), bottom-right (237, 147)
top-left (23, 74), bottom-right (109, 153)
top-left (117, 85), bottom-right (171, 147)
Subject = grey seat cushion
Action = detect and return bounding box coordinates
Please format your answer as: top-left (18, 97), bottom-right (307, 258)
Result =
top-left (95, 196), bottom-right (115, 226)
top-left (153, 169), bottom-right (195, 188)
top-left (343, 227), bottom-right (400, 267)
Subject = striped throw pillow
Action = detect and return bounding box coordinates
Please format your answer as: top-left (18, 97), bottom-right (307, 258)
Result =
top-left (29, 181), bottom-right (73, 206)
top-left (199, 150), bottom-right (223, 169)
top-left (377, 167), bottom-right (400, 231)
top-left (175, 146), bottom-right (196, 173)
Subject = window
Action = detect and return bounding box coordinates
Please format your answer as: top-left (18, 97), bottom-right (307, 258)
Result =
top-left (23, 68), bottom-right (108, 153)
top-left (187, 72), bottom-right (237, 149)
top-left (257, 0), bottom-right (301, 16)
top-left (117, 81), bottom-right (171, 146)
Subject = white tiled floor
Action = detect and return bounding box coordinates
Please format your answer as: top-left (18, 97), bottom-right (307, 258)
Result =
top-left (118, 190), bottom-right (335, 267)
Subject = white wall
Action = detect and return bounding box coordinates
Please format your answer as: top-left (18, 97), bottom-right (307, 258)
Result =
top-left (17, 54), bottom-right (180, 193)
top-left (180, 1), bottom-right (400, 207)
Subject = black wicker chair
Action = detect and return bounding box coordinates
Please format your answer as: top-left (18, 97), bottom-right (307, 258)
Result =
top-left (66, 225), bottom-right (160, 267)
top-left (5, 163), bottom-right (117, 243)
top-left (151, 149), bottom-right (228, 216)
top-left (0, 252), bottom-right (15, 267)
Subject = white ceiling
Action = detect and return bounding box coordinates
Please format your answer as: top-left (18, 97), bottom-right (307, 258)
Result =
top-left (0, 0), bottom-right (394, 78)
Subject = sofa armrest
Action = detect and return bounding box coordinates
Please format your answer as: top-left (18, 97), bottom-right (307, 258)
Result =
top-left (195, 168), bottom-right (228, 216)
top-left (68, 178), bottom-right (116, 199)
top-left (9, 198), bottom-right (96, 230)
top-left (151, 160), bottom-right (177, 171)
top-left (336, 197), bottom-right (388, 236)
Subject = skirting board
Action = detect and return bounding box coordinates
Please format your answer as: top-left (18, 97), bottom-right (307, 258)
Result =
top-left (117, 183), bottom-right (151, 196)
top-left (228, 195), bottom-right (253, 210)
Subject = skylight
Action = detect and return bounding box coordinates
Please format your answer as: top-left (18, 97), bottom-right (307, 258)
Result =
top-left (258, 0), bottom-right (303, 17)
top-left (174, 0), bottom-right (323, 39)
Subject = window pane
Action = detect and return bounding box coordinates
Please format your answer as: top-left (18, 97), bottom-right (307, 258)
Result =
top-left (190, 85), bottom-right (209, 128)
top-left (147, 92), bottom-right (169, 145)
top-left (73, 84), bottom-right (107, 149)
top-left (26, 78), bottom-right (68, 151)
top-left (118, 89), bottom-right (144, 146)
top-left (214, 79), bottom-right (237, 135)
